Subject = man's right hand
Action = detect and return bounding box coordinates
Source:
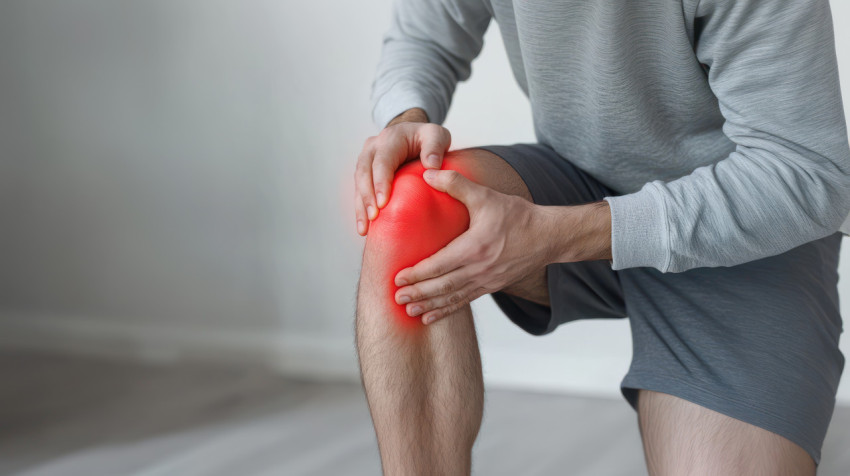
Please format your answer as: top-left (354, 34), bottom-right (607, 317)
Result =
top-left (355, 108), bottom-right (452, 236)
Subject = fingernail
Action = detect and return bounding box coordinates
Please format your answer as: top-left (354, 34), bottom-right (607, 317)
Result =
top-left (426, 154), bottom-right (440, 168)
top-left (376, 192), bottom-right (385, 206)
top-left (423, 170), bottom-right (437, 181)
top-left (367, 205), bottom-right (377, 220)
top-left (409, 305), bottom-right (422, 316)
top-left (398, 295), bottom-right (410, 304)
top-left (424, 315), bottom-right (436, 325)
top-left (357, 220), bottom-right (364, 235)
top-left (396, 277), bottom-right (407, 286)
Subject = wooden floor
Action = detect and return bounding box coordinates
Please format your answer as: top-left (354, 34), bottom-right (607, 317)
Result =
top-left (1, 351), bottom-right (849, 476)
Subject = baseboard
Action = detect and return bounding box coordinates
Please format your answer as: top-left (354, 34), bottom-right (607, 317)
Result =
top-left (0, 313), bottom-right (361, 382)
top-left (0, 313), bottom-right (626, 398)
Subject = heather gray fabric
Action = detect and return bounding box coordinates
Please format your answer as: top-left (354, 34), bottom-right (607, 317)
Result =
top-left (371, 0), bottom-right (850, 272)
top-left (480, 142), bottom-right (844, 464)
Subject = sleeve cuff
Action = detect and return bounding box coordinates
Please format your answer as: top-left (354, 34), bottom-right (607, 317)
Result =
top-left (603, 184), bottom-right (671, 271)
top-left (372, 82), bottom-right (445, 128)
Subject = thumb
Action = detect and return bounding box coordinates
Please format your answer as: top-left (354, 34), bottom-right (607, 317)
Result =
top-left (418, 125), bottom-right (451, 169)
top-left (423, 169), bottom-right (484, 207)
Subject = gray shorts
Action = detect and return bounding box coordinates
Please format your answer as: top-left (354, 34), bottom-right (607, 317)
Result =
top-left (479, 143), bottom-right (845, 464)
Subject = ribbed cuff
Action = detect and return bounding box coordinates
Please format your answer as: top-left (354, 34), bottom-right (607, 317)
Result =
top-left (372, 82), bottom-right (444, 128)
top-left (603, 185), bottom-right (670, 271)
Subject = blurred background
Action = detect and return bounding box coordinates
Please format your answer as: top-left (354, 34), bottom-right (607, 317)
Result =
top-left (1, 1), bottom-right (849, 475)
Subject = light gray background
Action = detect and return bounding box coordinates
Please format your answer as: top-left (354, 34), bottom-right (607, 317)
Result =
top-left (0, 0), bottom-right (848, 401)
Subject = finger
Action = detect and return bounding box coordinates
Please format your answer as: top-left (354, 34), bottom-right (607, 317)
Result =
top-left (354, 192), bottom-right (368, 236)
top-left (422, 169), bottom-right (485, 208)
top-left (403, 278), bottom-right (472, 316)
top-left (421, 286), bottom-right (490, 325)
top-left (355, 145), bottom-right (379, 221)
top-left (395, 266), bottom-right (471, 308)
top-left (372, 159), bottom-right (394, 209)
top-left (417, 124), bottom-right (451, 169)
top-left (394, 235), bottom-right (471, 286)
top-left (372, 130), bottom-right (407, 209)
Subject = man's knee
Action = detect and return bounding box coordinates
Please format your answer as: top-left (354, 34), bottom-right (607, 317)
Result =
top-left (363, 158), bottom-right (473, 324)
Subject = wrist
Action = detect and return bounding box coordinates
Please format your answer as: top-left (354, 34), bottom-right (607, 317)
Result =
top-left (542, 201), bottom-right (612, 263)
top-left (387, 107), bottom-right (429, 127)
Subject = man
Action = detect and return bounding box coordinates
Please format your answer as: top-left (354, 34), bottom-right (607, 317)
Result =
top-left (354, 1), bottom-right (850, 474)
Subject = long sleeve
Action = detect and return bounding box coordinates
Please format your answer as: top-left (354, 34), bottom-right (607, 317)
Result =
top-left (604, 0), bottom-right (850, 272)
top-left (371, 0), bottom-right (492, 128)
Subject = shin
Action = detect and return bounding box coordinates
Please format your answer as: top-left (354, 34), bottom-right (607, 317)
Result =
top-left (355, 157), bottom-right (484, 475)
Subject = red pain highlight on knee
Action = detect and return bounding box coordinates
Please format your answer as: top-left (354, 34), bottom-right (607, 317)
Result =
top-left (368, 159), bottom-right (471, 325)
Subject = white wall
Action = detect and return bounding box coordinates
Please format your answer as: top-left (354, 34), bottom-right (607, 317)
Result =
top-left (0, 0), bottom-right (848, 402)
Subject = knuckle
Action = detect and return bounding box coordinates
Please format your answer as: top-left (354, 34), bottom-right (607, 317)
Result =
top-left (422, 123), bottom-right (448, 142)
top-left (441, 127), bottom-right (451, 143)
top-left (377, 127), bottom-right (395, 141)
top-left (444, 170), bottom-right (461, 186)
top-left (372, 161), bottom-right (391, 176)
top-left (354, 172), bottom-right (367, 190)
top-left (422, 123), bottom-right (440, 136)
top-left (471, 244), bottom-right (487, 260)
top-left (471, 287), bottom-right (488, 300)
top-left (439, 280), bottom-right (454, 295)
top-left (423, 260), bottom-right (442, 277)
top-left (448, 291), bottom-right (464, 305)
top-left (355, 161), bottom-right (371, 176)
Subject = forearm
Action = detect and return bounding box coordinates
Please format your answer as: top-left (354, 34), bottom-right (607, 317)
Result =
top-left (542, 201), bottom-right (612, 263)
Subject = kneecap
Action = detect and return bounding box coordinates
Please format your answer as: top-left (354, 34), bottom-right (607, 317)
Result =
top-left (368, 159), bottom-right (471, 322)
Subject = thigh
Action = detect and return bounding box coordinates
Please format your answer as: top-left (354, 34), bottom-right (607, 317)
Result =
top-left (637, 390), bottom-right (815, 476)
top-left (472, 143), bottom-right (627, 335)
top-left (447, 147), bottom-right (534, 202)
top-left (620, 232), bottom-right (844, 466)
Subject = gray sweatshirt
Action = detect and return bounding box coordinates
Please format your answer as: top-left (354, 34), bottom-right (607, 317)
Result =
top-left (371, 0), bottom-right (850, 272)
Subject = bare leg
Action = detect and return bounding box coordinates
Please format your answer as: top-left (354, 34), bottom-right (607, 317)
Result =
top-left (357, 258), bottom-right (482, 474)
top-left (638, 389), bottom-right (815, 476)
top-left (355, 149), bottom-right (543, 475)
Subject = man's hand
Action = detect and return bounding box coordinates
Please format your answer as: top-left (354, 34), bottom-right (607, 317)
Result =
top-left (393, 169), bottom-right (612, 325)
top-left (354, 108), bottom-right (452, 236)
